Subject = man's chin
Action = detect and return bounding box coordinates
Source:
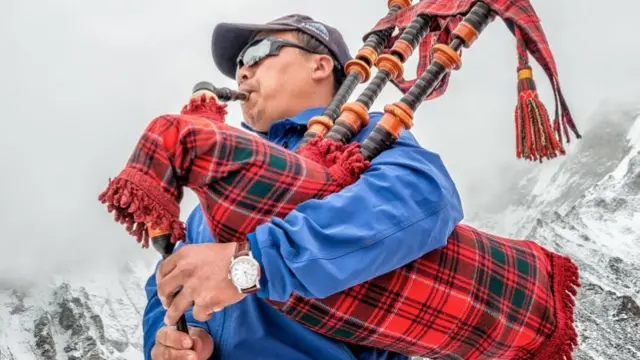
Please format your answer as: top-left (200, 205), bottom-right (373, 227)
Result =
top-left (240, 114), bottom-right (260, 131)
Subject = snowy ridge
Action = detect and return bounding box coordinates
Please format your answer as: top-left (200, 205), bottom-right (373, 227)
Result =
top-left (465, 110), bottom-right (640, 359)
top-left (0, 261), bottom-right (155, 360)
top-left (468, 102), bottom-right (640, 239)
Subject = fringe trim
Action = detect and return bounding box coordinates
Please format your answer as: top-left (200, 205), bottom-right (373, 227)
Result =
top-left (296, 137), bottom-right (334, 167)
top-left (180, 93), bottom-right (228, 123)
top-left (297, 137), bottom-right (371, 187)
top-left (327, 142), bottom-right (371, 187)
top-left (532, 252), bottom-right (581, 360)
top-left (98, 168), bottom-right (185, 248)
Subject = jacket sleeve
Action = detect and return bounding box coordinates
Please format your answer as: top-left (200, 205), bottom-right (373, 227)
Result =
top-left (246, 122), bottom-right (464, 302)
top-left (141, 212), bottom-right (212, 359)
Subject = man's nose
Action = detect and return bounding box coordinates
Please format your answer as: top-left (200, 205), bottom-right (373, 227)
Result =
top-left (236, 65), bottom-right (252, 85)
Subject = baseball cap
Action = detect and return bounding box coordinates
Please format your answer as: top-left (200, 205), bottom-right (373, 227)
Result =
top-left (211, 14), bottom-right (353, 80)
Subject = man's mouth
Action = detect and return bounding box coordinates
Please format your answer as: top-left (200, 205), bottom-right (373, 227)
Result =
top-left (240, 92), bottom-right (255, 109)
top-left (240, 90), bottom-right (255, 104)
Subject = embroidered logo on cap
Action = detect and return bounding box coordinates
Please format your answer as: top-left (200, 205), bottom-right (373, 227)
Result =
top-left (300, 21), bottom-right (329, 41)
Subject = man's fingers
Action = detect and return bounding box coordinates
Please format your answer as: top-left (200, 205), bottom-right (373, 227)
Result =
top-left (150, 345), bottom-right (197, 360)
top-left (150, 344), bottom-right (166, 360)
top-left (152, 327), bottom-right (198, 360)
top-left (192, 282), bottom-right (245, 322)
top-left (157, 246), bottom-right (190, 281)
top-left (165, 289), bottom-right (195, 326)
top-left (190, 327), bottom-right (215, 358)
top-left (157, 265), bottom-right (192, 309)
top-left (191, 336), bottom-right (204, 354)
top-left (157, 255), bottom-right (177, 281)
top-left (156, 326), bottom-right (193, 349)
top-left (192, 301), bottom-right (217, 322)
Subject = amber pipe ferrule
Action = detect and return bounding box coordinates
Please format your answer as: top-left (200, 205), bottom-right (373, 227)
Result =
top-left (452, 22), bottom-right (480, 48)
top-left (307, 115), bottom-right (334, 138)
top-left (355, 45), bottom-right (379, 67)
top-left (432, 44), bottom-right (462, 71)
top-left (344, 58), bottom-right (372, 83)
top-left (337, 102), bottom-right (370, 132)
top-left (147, 225), bottom-right (170, 238)
top-left (390, 39), bottom-right (415, 63)
top-left (378, 102), bottom-right (414, 138)
top-left (375, 54), bottom-right (404, 79)
top-left (388, 0), bottom-right (412, 9)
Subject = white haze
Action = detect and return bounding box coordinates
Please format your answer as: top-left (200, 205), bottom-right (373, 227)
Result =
top-left (0, 0), bottom-right (639, 284)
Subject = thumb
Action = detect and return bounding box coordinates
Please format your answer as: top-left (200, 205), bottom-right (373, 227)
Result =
top-left (191, 336), bottom-right (206, 358)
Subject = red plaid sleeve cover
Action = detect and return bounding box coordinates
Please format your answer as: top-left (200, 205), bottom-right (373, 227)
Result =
top-left (107, 113), bottom-right (342, 246)
top-left (99, 98), bottom-right (580, 359)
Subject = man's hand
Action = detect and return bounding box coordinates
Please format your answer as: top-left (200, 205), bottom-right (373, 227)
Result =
top-left (151, 326), bottom-right (214, 360)
top-left (157, 243), bottom-right (247, 325)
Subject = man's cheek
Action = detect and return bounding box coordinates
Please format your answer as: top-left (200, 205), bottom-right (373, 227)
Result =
top-left (260, 83), bottom-right (278, 103)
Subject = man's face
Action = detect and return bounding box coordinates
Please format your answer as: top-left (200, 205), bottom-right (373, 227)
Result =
top-left (235, 31), bottom-right (330, 132)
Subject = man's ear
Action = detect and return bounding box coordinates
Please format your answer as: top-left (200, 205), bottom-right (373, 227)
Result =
top-left (310, 54), bottom-right (334, 81)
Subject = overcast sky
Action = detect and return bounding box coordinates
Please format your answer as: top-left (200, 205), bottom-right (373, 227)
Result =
top-left (1, 0), bottom-right (639, 284)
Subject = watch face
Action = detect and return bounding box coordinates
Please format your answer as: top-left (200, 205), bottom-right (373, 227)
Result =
top-left (230, 257), bottom-right (259, 289)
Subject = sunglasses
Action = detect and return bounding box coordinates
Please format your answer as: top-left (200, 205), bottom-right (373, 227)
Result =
top-left (236, 36), bottom-right (330, 68)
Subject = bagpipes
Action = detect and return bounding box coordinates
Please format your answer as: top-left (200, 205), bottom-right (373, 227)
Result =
top-left (98, 0), bottom-right (582, 358)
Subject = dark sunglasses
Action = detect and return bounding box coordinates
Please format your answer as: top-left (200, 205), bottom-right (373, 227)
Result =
top-left (236, 36), bottom-right (325, 68)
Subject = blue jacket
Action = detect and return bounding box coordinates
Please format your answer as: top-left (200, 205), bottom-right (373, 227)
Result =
top-left (142, 106), bottom-right (464, 359)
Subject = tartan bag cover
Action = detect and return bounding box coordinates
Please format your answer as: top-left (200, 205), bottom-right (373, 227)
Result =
top-left (99, 96), bottom-right (580, 359)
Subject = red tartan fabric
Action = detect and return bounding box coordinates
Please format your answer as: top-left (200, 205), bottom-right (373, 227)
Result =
top-left (275, 224), bottom-right (580, 359)
top-left (366, 0), bottom-right (580, 144)
top-left (377, 16), bottom-right (462, 101)
top-left (99, 95), bottom-right (342, 247)
top-left (99, 96), bottom-right (580, 359)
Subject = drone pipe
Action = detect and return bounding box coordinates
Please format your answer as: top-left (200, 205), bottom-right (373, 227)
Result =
top-left (145, 81), bottom-right (242, 335)
top-left (298, 0), bottom-right (413, 147)
top-left (191, 81), bottom-right (247, 102)
top-left (324, 13), bottom-right (432, 145)
top-left (360, 1), bottom-right (493, 161)
top-left (148, 228), bottom-right (190, 334)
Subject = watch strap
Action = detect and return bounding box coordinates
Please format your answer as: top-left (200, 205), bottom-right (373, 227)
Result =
top-left (234, 241), bottom-right (251, 258)
top-left (241, 284), bottom-right (259, 294)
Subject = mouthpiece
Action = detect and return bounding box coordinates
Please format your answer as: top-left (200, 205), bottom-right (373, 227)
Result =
top-left (192, 81), bottom-right (247, 102)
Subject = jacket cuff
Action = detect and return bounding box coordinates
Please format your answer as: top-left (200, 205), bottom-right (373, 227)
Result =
top-left (246, 231), bottom-right (269, 298)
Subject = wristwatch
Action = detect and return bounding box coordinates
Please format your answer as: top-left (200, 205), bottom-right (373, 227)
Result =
top-left (228, 241), bottom-right (261, 294)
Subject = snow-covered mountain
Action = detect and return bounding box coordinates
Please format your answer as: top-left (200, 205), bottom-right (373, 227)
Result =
top-left (468, 100), bottom-right (640, 239)
top-left (465, 102), bottom-right (640, 360)
top-left (1, 102), bottom-right (639, 360)
top-left (0, 261), bottom-right (153, 360)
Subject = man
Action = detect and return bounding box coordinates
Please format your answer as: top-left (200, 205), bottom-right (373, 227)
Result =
top-left (143, 14), bottom-right (464, 360)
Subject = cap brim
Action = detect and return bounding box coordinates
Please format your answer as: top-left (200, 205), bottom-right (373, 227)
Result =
top-left (211, 22), bottom-right (297, 80)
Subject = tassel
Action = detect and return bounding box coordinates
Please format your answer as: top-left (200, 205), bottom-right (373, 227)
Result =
top-left (515, 66), bottom-right (565, 162)
top-left (557, 88), bottom-right (582, 144)
top-left (513, 26), bottom-right (564, 162)
top-left (98, 168), bottom-right (186, 248)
